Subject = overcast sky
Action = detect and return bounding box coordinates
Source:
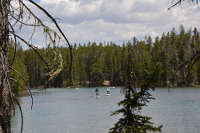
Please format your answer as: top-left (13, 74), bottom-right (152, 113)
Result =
top-left (17, 0), bottom-right (200, 49)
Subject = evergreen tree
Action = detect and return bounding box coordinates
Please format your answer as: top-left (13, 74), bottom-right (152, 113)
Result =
top-left (9, 40), bottom-right (29, 94)
top-left (109, 63), bottom-right (163, 133)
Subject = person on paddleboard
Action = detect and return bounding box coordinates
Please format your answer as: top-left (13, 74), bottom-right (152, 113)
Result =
top-left (107, 87), bottom-right (110, 94)
top-left (95, 88), bottom-right (99, 97)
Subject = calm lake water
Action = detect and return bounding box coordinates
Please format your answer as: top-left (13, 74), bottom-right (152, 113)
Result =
top-left (11, 87), bottom-right (200, 133)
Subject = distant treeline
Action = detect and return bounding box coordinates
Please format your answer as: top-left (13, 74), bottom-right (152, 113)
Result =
top-left (9, 25), bottom-right (200, 93)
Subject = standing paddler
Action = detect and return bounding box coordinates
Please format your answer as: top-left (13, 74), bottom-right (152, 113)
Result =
top-left (107, 87), bottom-right (110, 94)
top-left (95, 88), bottom-right (99, 98)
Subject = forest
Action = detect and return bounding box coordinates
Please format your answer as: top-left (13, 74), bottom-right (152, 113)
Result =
top-left (9, 25), bottom-right (200, 93)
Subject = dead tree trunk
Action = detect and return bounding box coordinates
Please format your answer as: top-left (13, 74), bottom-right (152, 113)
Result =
top-left (0, 0), bottom-right (11, 133)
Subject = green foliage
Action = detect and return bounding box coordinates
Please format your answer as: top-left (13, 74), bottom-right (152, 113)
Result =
top-left (90, 61), bottom-right (104, 86)
top-left (9, 25), bottom-right (200, 132)
top-left (109, 63), bottom-right (163, 133)
top-left (10, 25), bottom-right (200, 90)
top-left (9, 39), bottom-right (29, 94)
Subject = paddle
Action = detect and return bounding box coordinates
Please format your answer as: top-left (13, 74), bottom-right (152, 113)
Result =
top-left (90, 92), bottom-right (95, 97)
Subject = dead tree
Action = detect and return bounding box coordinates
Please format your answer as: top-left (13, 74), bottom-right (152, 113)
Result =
top-left (0, 0), bottom-right (72, 133)
top-left (0, 1), bottom-right (10, 132)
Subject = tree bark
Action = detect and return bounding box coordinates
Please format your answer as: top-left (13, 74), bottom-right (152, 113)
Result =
top-left (0, 0), bottom-right (11, 133)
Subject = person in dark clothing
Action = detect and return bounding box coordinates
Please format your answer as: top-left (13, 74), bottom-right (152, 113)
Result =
top-left (95, 88), bottom-right (99, 98)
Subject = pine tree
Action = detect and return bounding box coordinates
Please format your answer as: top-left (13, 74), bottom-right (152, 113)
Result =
top-left (9, 40), bottom-right (29, 94)
top-left (110, 63), bottom-right (163, 133)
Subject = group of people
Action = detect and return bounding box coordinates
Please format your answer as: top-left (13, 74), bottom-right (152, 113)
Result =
top-left (95, 87), bottom-right (111, 98)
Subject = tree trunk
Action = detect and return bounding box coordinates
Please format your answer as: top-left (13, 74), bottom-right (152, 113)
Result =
top-left (0, 0), bottom-right (11, 133)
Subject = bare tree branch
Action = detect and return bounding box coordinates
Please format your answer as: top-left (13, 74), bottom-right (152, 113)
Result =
top-left (11, 93), bottom-right (23, 133)
top-left (10, 66), bottom-right (34, 110)
top-left (9, 31), bottom-right (49, 69)
top-left (168, 0), bottom-right (199, 10)
top-left (28, 0), bottom-right (73, 80)
top-left (10, 78), bottom-right (30, 96)
top-left (9, 23), bottom-right (17, 66)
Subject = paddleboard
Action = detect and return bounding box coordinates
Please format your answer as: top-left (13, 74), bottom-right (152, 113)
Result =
top-left (106, 94), bottom-right (111, 96)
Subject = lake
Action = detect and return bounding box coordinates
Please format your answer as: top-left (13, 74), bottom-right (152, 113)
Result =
top-left (11, 87), bottom-right (200, 133)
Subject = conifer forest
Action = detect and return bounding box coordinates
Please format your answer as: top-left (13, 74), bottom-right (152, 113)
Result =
top-left (10, 25), bottom-right (200, 93)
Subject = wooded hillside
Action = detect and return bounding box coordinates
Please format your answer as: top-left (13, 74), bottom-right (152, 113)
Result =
top-left (10, 25), bottom-right (200, 92)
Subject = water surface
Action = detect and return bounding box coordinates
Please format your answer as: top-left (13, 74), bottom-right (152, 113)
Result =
top-left (11, 87), bottom-right (200, 133)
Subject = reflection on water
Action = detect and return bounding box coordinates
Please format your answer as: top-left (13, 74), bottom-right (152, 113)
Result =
top-left (11, 87), bottom-right (200, 133)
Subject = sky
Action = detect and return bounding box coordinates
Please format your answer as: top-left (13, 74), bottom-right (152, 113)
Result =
top-left (15, 0), bottom-right (200, 49)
